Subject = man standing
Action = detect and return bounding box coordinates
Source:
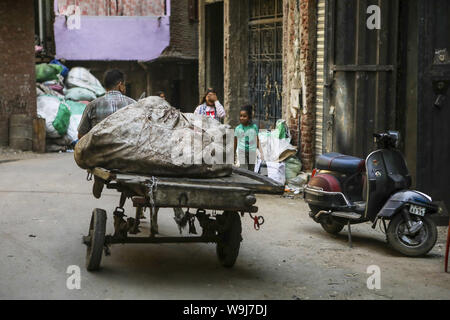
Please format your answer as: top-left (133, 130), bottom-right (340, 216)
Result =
top-left (77, 69), bottom-right (136, 139)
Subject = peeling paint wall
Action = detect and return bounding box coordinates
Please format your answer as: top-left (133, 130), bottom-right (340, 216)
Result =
top-left (282, 0), bottom-right (302, 146)
top-left (223, 0), bottom-right (249, 128)
top-left (283, 0), bottom-right (316, 170)
top-left (54, 16), bottom-right (171, 61)
top-left (53, 0), bottom-right (171, 61)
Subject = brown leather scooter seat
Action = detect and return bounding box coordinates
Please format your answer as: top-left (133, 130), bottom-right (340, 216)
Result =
top-left (316, 152), bottom-right (365, 174)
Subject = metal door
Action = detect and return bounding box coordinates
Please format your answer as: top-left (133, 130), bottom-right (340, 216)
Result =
top-left (417, 0), bottom-right (450, 213)
top-left (321, 0), bottom-right (399, 158)
top-left (248, 0), bottom-right (283, 129)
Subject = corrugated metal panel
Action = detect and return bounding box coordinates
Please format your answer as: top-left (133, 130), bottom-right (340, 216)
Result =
top-left (315, 0), bottom-right (326, 156)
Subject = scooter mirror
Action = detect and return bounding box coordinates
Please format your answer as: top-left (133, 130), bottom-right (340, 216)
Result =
top-left (387, 131), bottom-right (400, 148)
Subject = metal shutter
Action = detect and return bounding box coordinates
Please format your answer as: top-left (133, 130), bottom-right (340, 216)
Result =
top-left (315, 0), bottom-right (326, 156)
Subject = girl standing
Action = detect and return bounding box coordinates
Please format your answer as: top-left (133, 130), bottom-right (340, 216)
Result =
top-left (234, 105), bottom-right (263, 171)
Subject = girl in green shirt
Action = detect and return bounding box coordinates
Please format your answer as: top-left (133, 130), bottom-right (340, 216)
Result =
top-left (234, 105), bottom-right (263, 171)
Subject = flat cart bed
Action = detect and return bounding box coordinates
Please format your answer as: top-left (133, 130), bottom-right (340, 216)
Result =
top-left (82, 167), bottom-right (284, 271)
top-left (90, 167), bottom-right (284, 211)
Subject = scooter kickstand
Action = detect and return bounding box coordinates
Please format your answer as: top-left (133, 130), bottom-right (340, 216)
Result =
top-left (347, 221), bottom-right (353, 248)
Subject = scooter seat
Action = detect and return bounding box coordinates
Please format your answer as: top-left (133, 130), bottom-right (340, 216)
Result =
top-left (316, 152), bottom-right (365, 174)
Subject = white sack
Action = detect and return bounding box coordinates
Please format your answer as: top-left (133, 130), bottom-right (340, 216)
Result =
top-left (66, 67), bottom-right (105, 97)
top-left (36, 95), bottom-right (62, 138)
top-left (266, 161), bottom-right (286, 185)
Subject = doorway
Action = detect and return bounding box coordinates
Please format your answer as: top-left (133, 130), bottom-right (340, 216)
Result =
top-left (205, 2), bottom-right (224, 102)
top-left (248, 0), bottom-right (283, 130)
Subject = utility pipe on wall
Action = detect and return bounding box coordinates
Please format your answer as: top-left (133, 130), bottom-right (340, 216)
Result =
top-left (38, 0), bottom-right (44, 48)
top-left (138, 62), bottom-right (151, 98)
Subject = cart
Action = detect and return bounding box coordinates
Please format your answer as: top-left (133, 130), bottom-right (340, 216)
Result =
top-left (82, 167), bottom-right (284, 271)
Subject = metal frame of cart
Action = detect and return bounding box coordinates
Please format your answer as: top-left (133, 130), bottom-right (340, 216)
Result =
top-left (82, 167), bottom-right (284, 271)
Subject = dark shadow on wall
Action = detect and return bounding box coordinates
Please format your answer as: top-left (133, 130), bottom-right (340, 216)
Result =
top-left (64, 60), bottom-right (199, 113)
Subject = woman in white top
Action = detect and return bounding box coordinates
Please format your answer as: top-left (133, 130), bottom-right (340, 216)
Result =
top-left (194, 88), bottom-right (226, 121)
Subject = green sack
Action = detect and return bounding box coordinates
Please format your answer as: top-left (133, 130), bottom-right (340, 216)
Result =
top-left (65, 100), bottom-right (87, 115)
top-left (52, 102), bottom-right (72, 135)
top-left (272, 119), bottom-right (289, 139)
top-left (285, 156), bottom-right (302, 181)
top-left (36, 63), bottom-right (63, 82)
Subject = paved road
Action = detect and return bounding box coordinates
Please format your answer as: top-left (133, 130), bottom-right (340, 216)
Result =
top-left (0, 153), bottom-right (449, 299)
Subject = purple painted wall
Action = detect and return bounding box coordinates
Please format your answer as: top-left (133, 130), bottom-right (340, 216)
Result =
top-left (54, 1), bottom-right (171, 61)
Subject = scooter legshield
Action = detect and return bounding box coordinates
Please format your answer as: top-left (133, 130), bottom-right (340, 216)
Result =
top-left (377, 190), bottom-right (438, 218)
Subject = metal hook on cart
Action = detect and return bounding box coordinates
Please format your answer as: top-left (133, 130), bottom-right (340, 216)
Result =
top-left (145, 176), bottom-right (158, 211)
top-left (113, 206), bottom-right (126, 218)
top-left (249, 213), bottom-right (265, 230)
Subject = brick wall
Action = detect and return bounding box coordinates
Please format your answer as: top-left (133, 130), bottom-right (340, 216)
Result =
top-left (283, 0), bottom-right (316, 171)
top-left (299, 0), bottom-right (317, 171)
top-left (0, 0), bottom-right (37, 125)
top-left (283, 0), bottom-right (301, 146)
top-left (162, 0), bottom-right (199, 59)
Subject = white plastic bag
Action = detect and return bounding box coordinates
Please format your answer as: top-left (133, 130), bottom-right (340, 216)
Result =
top-left (65, 101), bottom-right (87, 143)
top-left (266, 161), bottom-right (286, 185)
top-left (66, 67), bottom-right (105, 97)
top-left (37, 95), bottom-right (63, 138)
top-left (259, 131), bottom-right (297, 162)
top-left (66, 114), bottom-right (83, 142)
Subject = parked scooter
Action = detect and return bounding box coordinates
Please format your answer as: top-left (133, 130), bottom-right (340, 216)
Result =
top-left (303, 131), bottom-right (439, 256)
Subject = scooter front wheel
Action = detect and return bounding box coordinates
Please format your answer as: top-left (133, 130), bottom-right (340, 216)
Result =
top-left (386, 214), bottom-right (437, 257)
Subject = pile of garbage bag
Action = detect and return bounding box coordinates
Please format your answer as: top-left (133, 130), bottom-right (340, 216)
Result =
top-left (74, 97), bottom-right (233, 178)
top-left (253, 119), bottom-right (310, 191)
top-left (35, 61), bottom-right (106, 152)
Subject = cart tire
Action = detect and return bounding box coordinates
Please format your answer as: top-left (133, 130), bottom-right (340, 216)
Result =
top-left (86, 208), bottom-right (107, 271)
top-left (216, 211), bottom-right (242, 268)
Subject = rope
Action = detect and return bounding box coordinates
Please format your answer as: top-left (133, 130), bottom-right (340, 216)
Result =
top-left (146, 176), bottom-right (158, 213)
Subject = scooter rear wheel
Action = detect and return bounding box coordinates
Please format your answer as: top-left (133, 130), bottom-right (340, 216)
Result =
top-left (387, 214), bottom-right (437, 257)
top-left (309, 205), bottom-right (345, 234)
top-left (320, 216), bottom-right (345, 235)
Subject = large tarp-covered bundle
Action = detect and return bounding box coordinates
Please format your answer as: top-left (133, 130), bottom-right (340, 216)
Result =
top-left (74, 97), bottom-right (233, 178)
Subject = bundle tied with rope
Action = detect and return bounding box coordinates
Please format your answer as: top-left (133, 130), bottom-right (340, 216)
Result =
top-left (74, 97), bottom-right (233, 178)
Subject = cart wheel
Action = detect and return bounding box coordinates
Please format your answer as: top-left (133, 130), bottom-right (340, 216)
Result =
top-left (216, 211), bottom-right (242, 268)
top-left (86, 208), bottom-right (107, 271)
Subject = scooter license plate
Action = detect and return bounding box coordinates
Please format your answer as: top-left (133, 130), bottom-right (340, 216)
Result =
top-left (409, 205), bottom-right (426, 217)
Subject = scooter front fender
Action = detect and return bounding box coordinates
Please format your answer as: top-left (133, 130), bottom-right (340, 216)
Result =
top-left (377, 190), bottom-right (439, 218)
